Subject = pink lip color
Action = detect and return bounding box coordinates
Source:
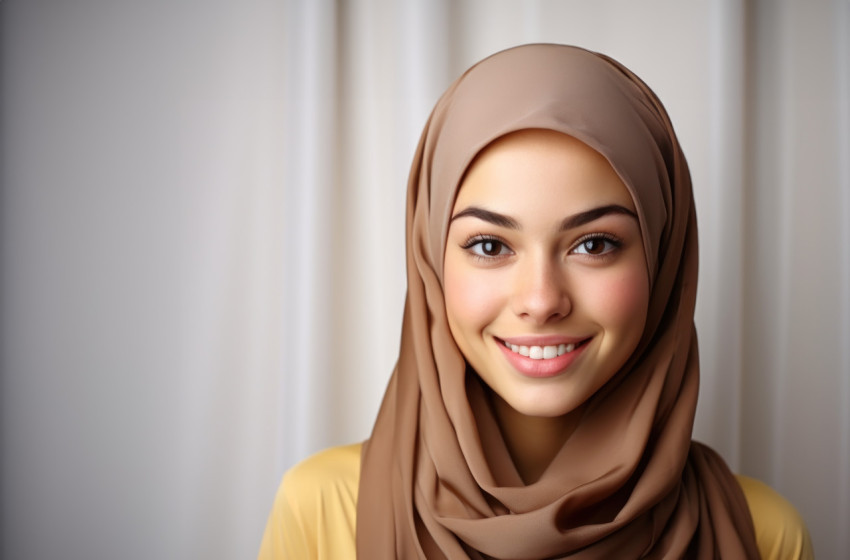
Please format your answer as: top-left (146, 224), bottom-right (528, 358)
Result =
top-left (496, 338), bottom-right (588, 378)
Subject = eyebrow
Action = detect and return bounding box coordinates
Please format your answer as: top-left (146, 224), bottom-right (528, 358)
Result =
top-left (449, 204), bottom-right (638, 231)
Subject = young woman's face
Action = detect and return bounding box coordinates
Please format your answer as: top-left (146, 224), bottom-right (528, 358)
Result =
top-left (444, 129), bottom-right (649, 418)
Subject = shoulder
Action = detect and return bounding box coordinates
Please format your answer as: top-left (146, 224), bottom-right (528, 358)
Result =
top-left (735, 474), bottom-right (814, 560)
top-left (282, 442), bottom-right (363, 504)
top-left (258, 443), bottom-right (363, 560)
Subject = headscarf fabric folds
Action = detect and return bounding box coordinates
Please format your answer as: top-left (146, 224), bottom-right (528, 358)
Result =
top-left (357, 44), bottom-right (758, 559)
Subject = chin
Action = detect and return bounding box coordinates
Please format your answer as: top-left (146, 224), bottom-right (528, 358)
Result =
top-left (504, 393), bottom-right (585, 419)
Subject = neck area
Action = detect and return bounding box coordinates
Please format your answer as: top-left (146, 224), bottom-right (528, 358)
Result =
top-left (490, 392), bottom-right (584, 484)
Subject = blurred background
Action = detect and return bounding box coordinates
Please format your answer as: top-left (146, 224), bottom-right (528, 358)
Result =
top-left (2, 0), bottom-right (848, 558)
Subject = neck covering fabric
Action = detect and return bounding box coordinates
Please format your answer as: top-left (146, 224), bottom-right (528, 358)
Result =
top-left (357, 44), bottom-right (758, 559)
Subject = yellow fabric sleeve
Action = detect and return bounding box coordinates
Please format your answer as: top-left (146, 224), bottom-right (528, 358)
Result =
top-left (736, 474), bottom-right (814, 560)
top-left (258, 443), bottom-right (813, 559)
top-left (258, 443), bottom-right (360, 560)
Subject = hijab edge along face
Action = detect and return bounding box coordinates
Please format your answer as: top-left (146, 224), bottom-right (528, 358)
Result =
top-left (428, 48), bottom-right (673, 389)
top-left (427, 44), bottom-right (670, 290)
top-left (443, 128), bottom-right (651, 428)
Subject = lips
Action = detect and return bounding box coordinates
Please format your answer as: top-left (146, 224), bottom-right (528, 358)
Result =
top-left (496, 336), bottom-right (589, 378)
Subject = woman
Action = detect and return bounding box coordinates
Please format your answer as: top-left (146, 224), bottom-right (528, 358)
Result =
top-left (260, 44), bottom-right (812, 559)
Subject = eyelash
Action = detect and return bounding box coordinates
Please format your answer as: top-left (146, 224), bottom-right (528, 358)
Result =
top-left (570, 233), bottom-right (623, 258)
top-left (460, 232), bottom-right (623, 262)
top-left (461, 234), bottom-right (512, 261)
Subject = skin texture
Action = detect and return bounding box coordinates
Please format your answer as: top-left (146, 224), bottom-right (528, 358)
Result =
top-left (444, 129), bottom-right (650, 482)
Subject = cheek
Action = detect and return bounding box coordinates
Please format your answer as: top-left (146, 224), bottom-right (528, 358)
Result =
top-left (444, 260), bottom-right (504, 332)
top-left (583, 265), bottom-right (649, 338)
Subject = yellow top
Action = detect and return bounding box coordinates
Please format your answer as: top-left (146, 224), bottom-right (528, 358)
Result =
top-left (258, 442), bottom-right (813, 559)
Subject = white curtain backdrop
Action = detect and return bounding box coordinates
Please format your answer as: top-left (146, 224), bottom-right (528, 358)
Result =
top-left (2, 1), bottom-right (847, 558)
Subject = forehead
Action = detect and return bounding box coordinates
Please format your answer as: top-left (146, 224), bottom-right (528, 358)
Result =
top-left (454, 129), bottom-right (636, 215)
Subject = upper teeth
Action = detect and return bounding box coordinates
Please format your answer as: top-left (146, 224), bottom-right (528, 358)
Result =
top-left (504, 341), bottom-right (576, 359)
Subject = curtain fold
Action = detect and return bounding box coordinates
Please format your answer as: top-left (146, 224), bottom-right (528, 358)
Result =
top-left (740, 1), bottom-right (850, 555)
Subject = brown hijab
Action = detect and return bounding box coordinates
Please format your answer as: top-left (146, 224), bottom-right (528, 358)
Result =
top-left (357, 44), bottom-right (758, 559)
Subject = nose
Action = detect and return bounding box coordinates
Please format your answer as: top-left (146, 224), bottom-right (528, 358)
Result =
top-left (512, 255), bottom-right (571, 324)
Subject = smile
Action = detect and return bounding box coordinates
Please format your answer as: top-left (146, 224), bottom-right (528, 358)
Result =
top-left (496, 337), bottom-right (589, 378)
top-left (502, 340), bottom-right (576, 360)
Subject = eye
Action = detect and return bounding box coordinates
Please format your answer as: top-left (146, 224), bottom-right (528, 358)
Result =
top-left (462, 236), bottom-right (513, 258)
top-left (571, 234), bottom-right (621, 256)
